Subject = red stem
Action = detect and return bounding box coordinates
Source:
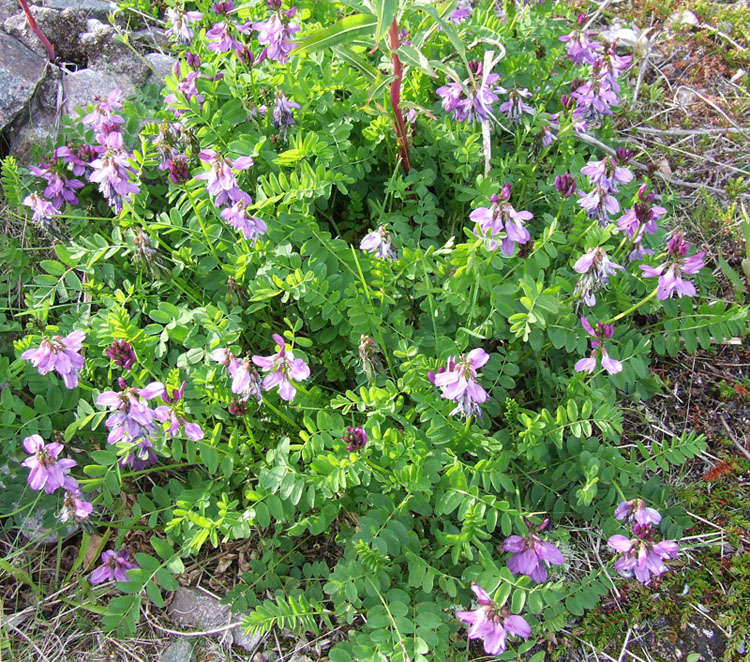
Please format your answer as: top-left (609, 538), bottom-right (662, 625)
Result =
top-left (388, 19), bottom-right (411, 174)
top-left (17, 0), bottom-right (55, 62)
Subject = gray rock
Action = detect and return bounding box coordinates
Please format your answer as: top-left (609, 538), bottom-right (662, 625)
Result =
top-left (4, 7), bottom-right (87, 63)
top-left (167, 587), bottom-right (263, 652)
top-left (9, 108), bottom-right (57, 163)
top-left (0, 32), bottom-right (47, 135)
top-left (668, 9), bottom-right (700, 28)
top-left (159, 639), bottom-right (196, 662)
top-left (0, 0), bottom-right (19, 23)
top-left (17, 505), bottom-right (78, 545)
top-left (145, 52), bottom-right (177, 87)
top-left (80, 19), bottom-right (149, 85)
top-left (62, 68), bottom-right (135, 117)
top-left (31, 0), bottom-right (115, 22)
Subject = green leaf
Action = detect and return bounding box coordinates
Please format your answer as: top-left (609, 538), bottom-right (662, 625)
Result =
top-left (398, 44), bottom-right (438, 78)
top-left (40, 260), bottom-right (66, 276)
top-left (297, 14), bottom-right (379, 53)
top-left (373, 0), bottom-right (398, 42)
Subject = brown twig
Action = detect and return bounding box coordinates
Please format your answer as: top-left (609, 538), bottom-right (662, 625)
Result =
top-left (388, 19), bottom-right (411, 174)
top-left (16, 0), bottom-right (55, 62)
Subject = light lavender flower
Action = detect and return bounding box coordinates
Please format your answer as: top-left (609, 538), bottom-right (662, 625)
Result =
top-left (165, 71), bottom-right (205, 118)
top-left (81, 90), bottom-right (125, 133)
top-left (558, 14), bottom-right (603, 64)
top-left (573, 247), bottom-right (623, 306)
top-left (272, 91), bottom-right (300, 138)
top-left (59, 476), bottom-right (93, 522)
top-left (456, 584), bottom-right (531, 656)
top-left (195, 149), bottom-right (253, 207)
top-left (360, 225), bottom-right (397, 260)
top-left (617, 184), bottom-right (666, 240)
top-left (252, 9), bottom-right (299, 63)
top-left (639, 232), bottom-right (704, 300)
top-left (448, 0), bottom-right (473, 25)
top-left (120, 438), bottom-right (159, 471)
top-left (21, 435), bottom-right (77, 494)
top-left (437, 60), bottom-right (501, 123)
top-left (220, 191), bottom-right (268, 243)
top-left (428, 347), bottom-right (489, 418)
top-left (29, 158), bottom-right (84, 208)
top-left (88, 146), bottom-right (140, 213)
top-left (96, 380), bottom-right (166, 444)
top-left (608, 523), bottom-right (678, 584)
top-left (22, 192), bottom-right (61, 230)
top-left (252, 333), bottom-right (310, 402)
top-left (580, 156), bottom-right (633, 193)
top-left (205, 21), bottom-right (244, 53)
top-left (498, 88), bottom-right (534, 121)
top-left (614, 499), bottom-right (662, 526)
top-left (575, 316), bottom-right (622, 375)
top-left (165, 6), bottom-right (203, 44)
top-left (22, 330), bottom-right (85, 389)
top-left (470, 187), bottom-right (533, 256)
top-left (154, 381), bottom-right (204, 441)
top-left (90, 549), bottom-right (138, 584)
top-left (502, 518), bottom-right (564, 583)
top-left (577, 184), bottom-right (620, 226)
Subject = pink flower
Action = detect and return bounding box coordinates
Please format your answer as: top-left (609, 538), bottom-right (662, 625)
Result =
top-left (154, 381), bottom-right (204, 441)
top-left (614, 499), bottom-right (661, 526)
top-left (90, 549), bottom-right (138, 584)
top-left (96, 381), bottom-right (166, 444)
top-left (608, 524), bottom-right (678, 584)
top-left (502, 518), bottom-right (564, 583)
top-left (573, 247), bottom-right (623, 306)
top-left (252, 334), bottom-right (310, 402)
top-left (165, 7), bottom-right (203, 44)
top-left (429, 347), bottom-right (489, 418)
top-left (59, 476), bottom-right (93, 522)
top-left (639, 232), bottom-right (704, 300)
top-left (252, 12), bottom-right (299, 63)
top-left (21, 435), bottom-right (77, 494)
top-left (22, 330), bottom-right (85, 389)
top-left (195, 150), bottom-right (254, 207)
top-left (360, 225), bottom-right (397, 260)
top-left (456, 584), bottom-right (531, 655)
top-left (220, 192), bottom-right (267, 243)
top-left (574, 316), bottom-right (622, 375)
top-left (471, 188), bottom-right (533, 256)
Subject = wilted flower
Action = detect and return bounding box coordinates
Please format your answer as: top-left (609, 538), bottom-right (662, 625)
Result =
top-left (360, 225), bottom-right (397, 260)
top-left (105, 340), bottom-right (137, 370)
top-left (502, 518), bottom-right (564, 583)
top-left (90, 549), bottom-right (138, 584)
top-left (252, 334), bottom-right (310, 402)
top-left (470, 187), bottom-right (533, 256)
top-left (358, 335), bottom-right (381, 381)
top-left (639, 232), bottom-right (704, 300)
top-left (22, 330), bottom-right (85, 389)
top-left (154, 381), bottom-right (204, 441)
top-left (575, 316), bottom-right (622, 375)
top-left (437, 60), bottom-right (501, 123)
top-left (343, 426), bottom-right (367, 452)
top-left (608, 523), bottom-right (678, 584)
top-left (573, 247), bottom-right (623, 306)
top-left (21, 435), bottom-right (77, 494)
top-left (456, 584), bottom-right (531, 655)
top-left (614, 499), bottom-right (662, 526)
top-left (429, 347), bottom-right (489, 418)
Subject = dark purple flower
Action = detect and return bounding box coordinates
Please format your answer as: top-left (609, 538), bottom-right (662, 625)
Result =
top-left (90, 549), bottom-right (138, 584)
top-left (105, 340), bottom-right (136, 370)
top-left (608, 525), bottom-right (678, 584)
top-left (639, 232), bottom-right (704, 300)
top-left (343, 426), bottom-right (367, 452)
top-left (555, 172), bottom-right (577, 198)
top-left (21, 435), bottom-right (77, 494)
top-left (22, 330), bottom-right (85, 389)
top-left (502, 519), bottom-right (564, 583)
top-left (456, 584), bottom-right (531, 655)
top-left (360, 225), bottom-right (397, 260)
top-left (431, 347), bottom-right (489, 418)
top-left (575, 316), bottom-right (622, 375)
top-left (252, 333), bottom-right (310, 402)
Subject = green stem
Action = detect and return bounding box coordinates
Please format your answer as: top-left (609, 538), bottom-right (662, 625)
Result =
top-left (185, 187), bottom-right (222, 263)
top-left (605, 287), bottom-right (659, 324)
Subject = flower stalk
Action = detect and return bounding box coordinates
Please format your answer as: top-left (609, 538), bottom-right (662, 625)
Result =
top-left (388, 19), bottom-right (411, 173)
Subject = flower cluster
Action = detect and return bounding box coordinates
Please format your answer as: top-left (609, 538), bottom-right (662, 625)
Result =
top-left (22, 330), bottom-right (86, 389)
top-left (343, 426), bottom-right (367, 452)
top-left (211, 349), bottom-right (263, 404)
top-left (573, 247), bottom-right (623, 306)
top-left (252, 1), bottom-right (300, 63)
top-left (577, 155), bottom-right (633, 225)
top-left (640, 232), bottom-right (704, 300)
top-left (360, 225), bottom-right (397, 260)
top-left (90, 549), bottom-right (138, 584)
top-left (105, 340), bottom-right (137, 370)
top-left (575, 316), bottom-right (622, 375)
top-left (502, 518), bottom-right (564, 583)
top-left (252, 334), bottom-right (311, 402)
top-left (154, 381), bottom-right (204, 441)
top-left (470, 185), bottom-right (533, 256)
top-left (608, 501), bottom-right (678, 584)
top-left (437, 60), bottom-right (501, 123)
top-left (429, 347), bottom-right (489, 418)
top-left (457, 584), bottom-right (531, 655)
top-left (618, 183), bottom-right (665, 256)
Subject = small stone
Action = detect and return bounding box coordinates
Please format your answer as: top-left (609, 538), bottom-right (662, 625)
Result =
top-left (600, 26), bottom-right (642, 51)
top-left (9, 109), bottom-right (57, 163)
top-left (145, 53), bottom-right (178, 87)
top-left (668, 9), bottom-right (700, 28)
top-left (62, 68), bottom-right (136, 117)
top-left (159, 639), bottom-right (196, 662)
top-left (17, 505), bottom-right (78, 545)
top-left (4, 7), bottom-right (87, 63)
top-left (30, 0), bottom-right (115, 22)
top-left (80, 19), bottom-right (150, 86)
top-left (0, 0), bottom-right (19, 23)
top-left (0, 32), bottom-right (47, 136)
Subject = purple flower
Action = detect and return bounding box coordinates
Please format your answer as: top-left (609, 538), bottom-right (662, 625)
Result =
top-left (165, 71), bottom-right (205, 117)
top-left (555, 172), bottom-right (577, 198)
top-left (639, 232), bottom-right (704, 300)
top-left (22, 192), bottom-right (60, 230)
top-left (88, 146), bottom-right (140, 213)
top-left (90, 549), bottom-right (138, 585)
top-left (120, 438), bottom-right (159, 470)
top-left (498, 88), bottom-right (534, 121)
top-left (165, 7), bottom-right (203, 44)
top-left (105, 340), bottom-right (137, 370)
top-left (470, 189), bottom-right (533, 256)
top-left (456, 584), bottom-right (531, 655)
top-left (22, 330), bottom-right (85, 389)
top-left (96, 381), bottom-right (166, 445)
top-left (437, 60), bottom-right (501, 123)
top-left (580, 156), bottom-right (633, 193)
top-left (220, 191), bottom-right (268, 243)
top-left (559, 15), bottom-right (603, 64)
top-left (154, 381), bottom-right (204, 441)
top-left (29, 158), bottom-right (84, 208)
top-left (195, 149), bottom-right (253, 207)
top-left (21, 435), bottom-right (77, 494)
top-left (608, 524), bottom-right (678, 584)
top-left (448, 6), bottom-right (472, 24)
top-left (573, 247), bottom-right (623, 306)
top-left (577, 184), bottom-right (620, 226)
top-left (343, 426), bottom-right (367, 452)
top-left (502, 519), bottom-right (564, 583)
top-left (252, 11), bottom-right (300, 63)
top-left (167, 155), bottom-right (192, 184)
top-left (211, 348), bottom-right (263, 404)
top-left (81, 90), bottom-right (125, 133)
top-left (206, 21), bottom-right (244, 53)
top-left (55, 145), bottom-right (92, 177)
top-left (575, 316), bottom-right (622, 375)
top-left (272, 91), bottom-right (300, 138)
top-left (614, 499), bottom-right (662, 526)
top-left (59, 476), bottom-right (93, 522)
top-left (252, 333), bottom-right (310, 402)
top-left (618, 184), bottom-right (666, 240)
top-left (360, 225), bottom-right (397, 260)
top-left (430, 347), bottom-right (489, 418)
